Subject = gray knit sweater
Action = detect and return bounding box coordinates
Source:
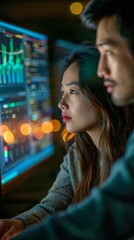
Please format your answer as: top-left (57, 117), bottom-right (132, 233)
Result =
top-left (14, 145), bottom-right (82, 227)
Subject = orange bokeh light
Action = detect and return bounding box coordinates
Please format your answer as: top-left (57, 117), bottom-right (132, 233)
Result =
top-left (70, 2), bottom-right (83, 15)
top-left (33, 127), bottom-right (44, 139)
top-left (61, 128), bottom-right (76, 142)
top-left (0, 125), bottom-right (9, 136)
top-left (20, 123), bottom-right (32, 136)
top-left (51, 119), bottom-right (61, 132)
top-left (41, 121), bottom-right (53, 134)
top-left (3, 131), bottom-right (15, 144)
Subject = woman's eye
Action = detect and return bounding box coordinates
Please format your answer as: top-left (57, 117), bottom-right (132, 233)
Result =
top-left (70, 89), bottom-right (78, 94)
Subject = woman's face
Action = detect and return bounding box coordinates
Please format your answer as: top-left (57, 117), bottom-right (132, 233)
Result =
top-left (58, 62), bottom-right (102, 135)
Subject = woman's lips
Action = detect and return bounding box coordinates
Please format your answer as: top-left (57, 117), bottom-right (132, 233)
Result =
top-left (62, 114), bottom-right (71, 123)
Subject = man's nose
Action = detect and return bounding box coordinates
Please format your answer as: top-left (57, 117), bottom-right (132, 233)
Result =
top-left (97, 56), bottom-right (110, 79)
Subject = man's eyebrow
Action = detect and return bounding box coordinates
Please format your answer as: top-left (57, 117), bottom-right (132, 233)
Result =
top-left (96, 38), bottom-right (118, 48)
top-left (61, 81), bottom-right (79, 87)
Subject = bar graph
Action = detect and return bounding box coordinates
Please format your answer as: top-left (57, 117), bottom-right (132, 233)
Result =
top-left (0, 37), bottom-right (24, 86)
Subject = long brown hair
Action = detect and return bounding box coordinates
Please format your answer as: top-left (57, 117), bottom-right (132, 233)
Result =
top-left (59, 43), bottom-right (134, 203)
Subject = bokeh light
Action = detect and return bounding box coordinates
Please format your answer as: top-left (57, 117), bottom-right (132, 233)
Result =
top-left (51, 119), bottom-right (61, 132)
top-left (70, 2), bottom-right (83, 15)
top-left (41, 121), bottom-right (53, 134)
top-left (0, 125), bottom-right (9, 137)
top-left (61, 128), bottom-right (76, 142)
top-left (33, 126), bottom-right (44, 139)
top-left (3, 130), bottom-right (15, 144)
top-left (20, 123), bottom-right (32, 136)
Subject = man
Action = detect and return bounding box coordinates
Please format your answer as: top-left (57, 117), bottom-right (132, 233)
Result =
top-left (11, 0), bottom-right (134, 239)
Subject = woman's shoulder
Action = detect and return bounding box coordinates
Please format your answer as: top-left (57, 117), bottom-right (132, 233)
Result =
top-left (67, 142), bottom-right (77, 157)
top-left (64, 143), bottom-right (81, 180)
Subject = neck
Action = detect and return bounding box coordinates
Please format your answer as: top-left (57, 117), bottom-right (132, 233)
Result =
top-left (86, 128), bottom-right (101, 149)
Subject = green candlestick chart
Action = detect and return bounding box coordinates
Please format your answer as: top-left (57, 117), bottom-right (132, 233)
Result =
top-left (0, 37), bottom-right (24, 85)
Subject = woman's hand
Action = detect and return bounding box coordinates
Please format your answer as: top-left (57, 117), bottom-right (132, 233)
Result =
top-left (0, 219), bottom-right (25, 240)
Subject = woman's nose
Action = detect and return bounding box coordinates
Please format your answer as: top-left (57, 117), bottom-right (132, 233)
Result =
top-left (58, 98), bottom-right (69, 110)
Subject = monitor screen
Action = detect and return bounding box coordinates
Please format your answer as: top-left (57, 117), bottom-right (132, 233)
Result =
top-left (0, 21), bottom-right (55, 193)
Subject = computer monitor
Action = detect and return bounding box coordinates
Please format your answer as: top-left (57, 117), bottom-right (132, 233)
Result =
top-left (0, 21), bottom-right (55, 194)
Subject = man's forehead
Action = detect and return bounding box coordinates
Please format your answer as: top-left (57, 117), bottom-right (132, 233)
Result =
top-left (96, 16), bottom-right (120, 46)
top-left (97, 15), bottom-right (118, 31)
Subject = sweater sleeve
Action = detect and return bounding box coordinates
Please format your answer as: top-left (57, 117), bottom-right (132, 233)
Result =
top-left (12, 131), bottom-right (134, 240)
top-left (14, 145), bottom-right (80, 227)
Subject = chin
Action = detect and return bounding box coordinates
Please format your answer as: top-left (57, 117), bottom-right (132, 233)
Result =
top-left (112, 95), bottom-right (129, 106)
top-left (67, 129), bottom-right (74, 133)
top-left (67, 126), bottom-right (77, 133)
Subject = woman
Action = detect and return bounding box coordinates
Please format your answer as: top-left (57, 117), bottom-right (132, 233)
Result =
top-left (0, 43), bottom-right (133, 240)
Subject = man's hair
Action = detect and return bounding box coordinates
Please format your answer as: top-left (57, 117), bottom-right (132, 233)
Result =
top-left (81, 0), bottom-right (134, 54)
